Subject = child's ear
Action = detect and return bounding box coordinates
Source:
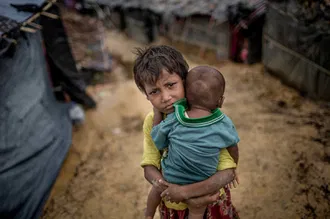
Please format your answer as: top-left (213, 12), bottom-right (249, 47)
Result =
top-left (218, 96), bottom-right (225, 108)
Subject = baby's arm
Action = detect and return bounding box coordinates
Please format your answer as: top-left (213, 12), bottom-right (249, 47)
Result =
top-left (226, 144), bottom-right (239, 164)
top-left (145, 186), bottom-right (162, 219)
top-left (226, 144), bottom-right (239, 187)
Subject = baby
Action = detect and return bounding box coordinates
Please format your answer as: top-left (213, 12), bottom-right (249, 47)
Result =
top-left (146, 66), bottom-right (239, 219)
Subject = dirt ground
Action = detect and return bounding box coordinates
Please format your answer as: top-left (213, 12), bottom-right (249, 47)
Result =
top-left (42, 30), bottom-right (330, 219)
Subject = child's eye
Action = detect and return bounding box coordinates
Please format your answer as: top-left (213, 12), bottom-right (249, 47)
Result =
top-left (149, 90), bottom-right (159, 95)
top-left (168, 82), bottom-right (176, 88)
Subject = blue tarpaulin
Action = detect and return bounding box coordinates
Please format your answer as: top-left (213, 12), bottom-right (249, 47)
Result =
top-left (0, 30), bottom-right (72, 219)
top-left (0, 0), bottom-right (44, 35)
top-left (0, 1), bottom-right (73, 218)
top-left (0, 0), bottom-right (43, 21)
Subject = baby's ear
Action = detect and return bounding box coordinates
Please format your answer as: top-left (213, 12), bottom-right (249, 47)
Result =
top-left (218, 96), bottom-right (225, 108)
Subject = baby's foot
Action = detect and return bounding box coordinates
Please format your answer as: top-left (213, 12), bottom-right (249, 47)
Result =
top-left (144, 208), bottom-right (153, 219)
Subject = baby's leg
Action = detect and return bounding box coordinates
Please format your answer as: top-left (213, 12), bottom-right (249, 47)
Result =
top-left (188, 206), bottom-right (206, 219)
top-left (186, 191), bottom-right (219, 219)
top-left (145, 186), bottom-right (162, 219)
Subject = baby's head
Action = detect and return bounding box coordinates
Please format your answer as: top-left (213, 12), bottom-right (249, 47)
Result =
top-left (186, 66), bottom-right (225, 111)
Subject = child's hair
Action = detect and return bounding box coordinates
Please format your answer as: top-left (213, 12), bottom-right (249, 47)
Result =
top-left (133, 45), bottom-right (189, 93)
top-left (186, 66), bottom-right (225, 110)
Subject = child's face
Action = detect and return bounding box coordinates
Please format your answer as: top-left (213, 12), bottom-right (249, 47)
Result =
top-left (144, 69), bottom-right (185, 114)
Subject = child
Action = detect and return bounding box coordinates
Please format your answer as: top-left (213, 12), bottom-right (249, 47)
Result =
top-left (133, 45), bottom-right (239, 219)
top-left (146, 66), bottom-right (239, 219)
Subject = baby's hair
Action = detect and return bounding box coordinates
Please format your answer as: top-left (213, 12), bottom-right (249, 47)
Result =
top-left (186, 66), bottom-right (225, 110)
top-left (133, 45), bottom-right (189, 93)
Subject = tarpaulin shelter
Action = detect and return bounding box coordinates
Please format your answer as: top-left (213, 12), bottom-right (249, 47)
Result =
top-left (263, 0), bottom-right (330, 100)
top-left (85, 0), bottom-right (266, 60)
top-left (165, 0), bottom-right (230, 58)
top-left (0, 1), bottom-right (74, 218)
top-left (85, 0), bottom-right (162, 43)
top-left (160, 0), bottom-right (266, 60)
top-left (87, 0), bottom-right (231, 54)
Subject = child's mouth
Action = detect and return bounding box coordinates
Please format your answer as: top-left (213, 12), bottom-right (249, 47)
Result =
top-left (164, 105), bottom-right (173, 110)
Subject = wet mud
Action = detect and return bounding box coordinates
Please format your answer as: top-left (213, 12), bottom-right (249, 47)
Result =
top-left (42, 30), bottom-right (330, 219)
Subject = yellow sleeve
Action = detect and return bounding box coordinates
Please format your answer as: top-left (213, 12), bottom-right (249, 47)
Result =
top-left (140, 111), bottom-right (161, 169)
top-left (217, 148), bottom-right (237, 170)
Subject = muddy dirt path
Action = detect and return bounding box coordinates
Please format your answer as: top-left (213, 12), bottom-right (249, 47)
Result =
top-left (42, 31), bottom-right (330, 219)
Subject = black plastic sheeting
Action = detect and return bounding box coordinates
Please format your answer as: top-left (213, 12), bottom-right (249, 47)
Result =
top-left (0, 32), bottom-right (72, 219)
top-left (263, 3), bottom-right (330, 101)
top-left (40, 5), bottom-right (97, 109)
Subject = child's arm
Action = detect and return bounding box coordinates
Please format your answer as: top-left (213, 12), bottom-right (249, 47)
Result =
top-left (160, 168), bottom-right (235, 202)
top-left (226, 144), bottom-right (239, 164)
top-left (151, 114), bottom-right (175, 150)
top-left (141, 112), bottom-right (169, 192)
top-left (159, 148), bottom-right (236, 202)
top-left (141, 112), bottom-right (164, 184)
top-left (153, 107), bottom-right (163, 126)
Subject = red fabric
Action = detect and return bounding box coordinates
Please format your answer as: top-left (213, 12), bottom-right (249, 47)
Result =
top-left (159, 186), bottom-right (239, 219)
top-left (229, 25), bottom-right (245, 62)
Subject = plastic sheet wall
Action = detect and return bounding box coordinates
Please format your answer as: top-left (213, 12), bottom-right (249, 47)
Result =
top-left (0, 32), bottom-right (72, 219)
top-left (263, 4), bottom-right (330, 101)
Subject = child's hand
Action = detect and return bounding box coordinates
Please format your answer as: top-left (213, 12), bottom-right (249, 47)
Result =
top-left (185, 191), bottom-right (220, 208)
top-left (153, 107), bottom-right (162, 116)
top-left (159, 180), bottom-right (186, 203)
top-left (151, 178), bottom-right (168, 192)
top-left (228, 169), bottom-right (239, 189)
top-left (153, 107), bottom-right (163, 126)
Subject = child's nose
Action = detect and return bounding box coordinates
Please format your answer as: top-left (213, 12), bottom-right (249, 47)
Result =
top-left (161, 92), bottom-right (171, 103)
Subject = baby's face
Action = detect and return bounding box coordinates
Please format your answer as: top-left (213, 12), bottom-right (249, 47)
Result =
top-left (144, 69), bottom-right (185, 114)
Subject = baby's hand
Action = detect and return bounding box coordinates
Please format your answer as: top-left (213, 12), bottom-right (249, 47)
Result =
top-left (159, 180), bottom-right (186, 203)
top-left (228, 169), bottom-right (239, 189)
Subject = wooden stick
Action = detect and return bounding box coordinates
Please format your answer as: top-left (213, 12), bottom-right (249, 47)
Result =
top-left (41, 11), bottom-right (59, 19)
top-left (21, 26), bottom-right (37, 33)
top-left (3, 0), bottom-right (58, 37)
top-left (27, 22), bottom-right (42, 29)
top-left (42, 2), bottom-right (53, 12)
top-left (2, 35), bottom-right (17, 44)
top-left (25, 13), bottom-right (41, 24)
